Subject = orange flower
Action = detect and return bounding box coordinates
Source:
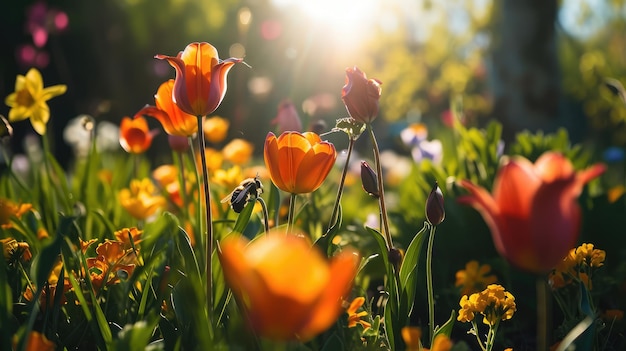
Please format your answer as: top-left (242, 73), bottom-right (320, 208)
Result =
top-left (0, 198), bottom-right (32, 228)
top-left (218, 231), bottom-right (358, 341)
top-left (341, 66), bottom-right (382, 124)
top-left (135, 79), bottom-right (198, 137)
top-left (22, 331), bottom-right (55, 351)
top-left (264, 131), bottom-right (337, 194)
top-left (346, 297), bottom-right (371, 330)
top-left (155, 42), bottom-right (242, 116)
top-left (114, 227), bottom-right (143, 247)
top-left (458, 152), bottom-right (605, 273)
top-left (401, 327), bottom-right (452, 351)
top-left (203, 115), bottom-right (230, 143)
top-left (119, 116), bottom-right (158, 154)
top-left (222, 138), bottom-right (254, 165)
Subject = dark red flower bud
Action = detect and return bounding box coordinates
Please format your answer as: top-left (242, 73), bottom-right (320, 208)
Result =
top-left (341, 66), bottom-right (382, 124)
top-left (168, 134), bottom-right (189, 153)
top-left (426, 182), bottom-right (445, 225)
top-left (360, 161), bottom-right (379, 198)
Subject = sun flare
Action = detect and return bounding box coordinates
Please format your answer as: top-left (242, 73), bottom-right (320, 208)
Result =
top-left (271, 0), bottom-right (384, 50)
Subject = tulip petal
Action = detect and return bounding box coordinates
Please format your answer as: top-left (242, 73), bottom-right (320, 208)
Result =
top-left (526, 179), bottom-right (582, 272)
top-left (457, 179), bottom-right (508, 256)
top-left (297, 250), bottom-right (358, 340)
top-left (492, 157), bottom-right (540, 218)
top-left (533, 152), bottom-right (575, 182)
top-left (294, 142), bottom-right (336, 193)
top-left (264, 133), bottom-right (287, 191)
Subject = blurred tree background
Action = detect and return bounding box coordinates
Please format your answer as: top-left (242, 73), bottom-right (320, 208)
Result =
top-left (1, 0), bottom-right (625, 165)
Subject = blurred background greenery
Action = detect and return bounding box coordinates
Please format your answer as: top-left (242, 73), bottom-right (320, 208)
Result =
top-left (1, 0), bottom-right (625, 167)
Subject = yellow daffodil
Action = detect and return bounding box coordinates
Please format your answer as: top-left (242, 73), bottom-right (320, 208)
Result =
top-left (5, 68), bottom-right (66, 135)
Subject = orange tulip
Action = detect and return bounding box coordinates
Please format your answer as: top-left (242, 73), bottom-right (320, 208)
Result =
top-left (136, 79), bottom-right (198, 137)
top-left (458, 152), bottom-right (605, 273)
top-left (341, 66), bottom-right (382, 124)
top-left (264, 131), bottom-right (337, 194)
top-left (119, 116), bottom-right (157, 154)
top-left (218, 231), bottom-right (358, 340)
top-left (155, 42), bottom-right (242, 116)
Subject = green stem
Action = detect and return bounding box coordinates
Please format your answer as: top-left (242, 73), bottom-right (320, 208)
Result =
top-left (257, 197), bottom-right (270, 234)
top-left (536, 277), bottom-right (551, 351)
top-left (326, 137), bottom-right (355, 232)
top-left (196, 116), bottom-right (214, 325)
top-left (287, 193), bottom-right (296, 233)
top-left (426, 223), bottom-right (436, 344)
top-left (471, 321), bottom-right (488, 351)
top-left (174, 149), bottom-right (188, 219)
top-left (367, 125), bottom-right (392, 250)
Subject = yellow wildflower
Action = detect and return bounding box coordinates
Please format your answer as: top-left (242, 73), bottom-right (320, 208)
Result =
top-left (222, 138), bottom-right (254, 165)
top-left (212, 165), bottom-right (244, 190)
top-left (1, 237), bottom-right (32, 262)
top-left (203, 115), bottom-right (230, 144)
top-left (458, 284), bottom-right (516, 326)
top-left (346, 297), bottom-right (371, 330)
top-left (197, 147), bottom-right (223, 172)
top-left (574, 243), bottom-right (605, 268)
top-left (5, 68), bottom-right (67, 135)
top-left (455, 260), bottom-right (498, 295)
top-left (118, 178), bottom-right (166, 220)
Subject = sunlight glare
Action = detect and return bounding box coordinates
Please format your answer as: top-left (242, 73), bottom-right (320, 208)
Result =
top-left (272, 0), bottom-right (384, 50)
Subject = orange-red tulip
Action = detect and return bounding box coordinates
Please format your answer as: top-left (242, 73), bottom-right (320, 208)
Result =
top-left (218, 232), bottom-right (358, 340)
top-left (458, 152), bottom-right (605, 273)
top-left (155, 42), bottom-right (242, 116)
top-left (264, 131), bottom-right (337, 194)
top-left (119, 116), bottom-right (157, 154)
top-left (341, 66), bottom-right (382, 124)
top-left (135, 79), bottom-right (198, 137)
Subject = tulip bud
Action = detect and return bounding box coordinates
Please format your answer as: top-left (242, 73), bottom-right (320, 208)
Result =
top-left (168, 135), bottom-right (189, 153)
top-left (360, 161), bottom-right (379, 198)
top-left (425, 182), bottom-right (445, 225)
top-left (388, 247), bottom-right (404, 269)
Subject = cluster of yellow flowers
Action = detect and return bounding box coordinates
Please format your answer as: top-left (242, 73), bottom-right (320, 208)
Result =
top-left (549, 243), bottom-right (606, 290)
top-left (457, 284), bottom-right (516, 326)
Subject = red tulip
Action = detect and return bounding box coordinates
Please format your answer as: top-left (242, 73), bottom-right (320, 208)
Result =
top-left (341, 66), bottom-right (382, 124)
top-left (155, 42), bottom-right (242, 116)
top-left (458, 152), bottom-right (605, 273)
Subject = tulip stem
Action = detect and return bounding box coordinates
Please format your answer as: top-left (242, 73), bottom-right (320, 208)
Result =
top-left (287, 193), bottom-right (297, 233)
top-left (426, 222), bottom-right (436, 345)
top-left (196, 115), bottom-right (214, 325)
top-left (327, 137), bottom-right (355, 233)
top-left (367, 125), bottom-right (392, 250)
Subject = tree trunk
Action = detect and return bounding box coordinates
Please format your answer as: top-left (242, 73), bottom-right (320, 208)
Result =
top-left (490, 0), bottom-right (561, 142)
